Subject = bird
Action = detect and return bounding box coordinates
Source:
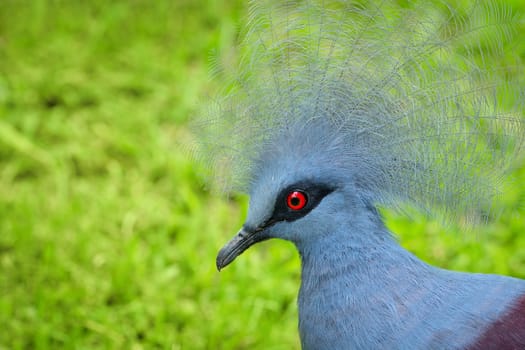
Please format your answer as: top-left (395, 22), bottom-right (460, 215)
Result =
top-left (195, 0), bottom-right (525, 348)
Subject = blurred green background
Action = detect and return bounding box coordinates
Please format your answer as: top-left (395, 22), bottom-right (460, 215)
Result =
top-left (0, 1), bottom-right (524, 349)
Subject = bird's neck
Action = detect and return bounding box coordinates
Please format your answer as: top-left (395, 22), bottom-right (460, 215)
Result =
top-left (295, 213), bottom-right (438, 348)
top-left (297, 217), bottom-right (430, 294)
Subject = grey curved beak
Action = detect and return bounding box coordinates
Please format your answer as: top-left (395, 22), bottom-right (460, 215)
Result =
top-left (216, 226), bottom-right (264, 271)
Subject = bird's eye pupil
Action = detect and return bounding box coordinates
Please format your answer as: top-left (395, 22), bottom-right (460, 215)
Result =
top-left (286, 190), bottom-right (307, 210)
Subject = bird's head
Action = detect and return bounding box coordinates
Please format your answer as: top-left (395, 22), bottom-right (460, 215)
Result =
top-left (203, 0), bottom-right (524, 272)
top-left (216, 118), bottom-right (370, 270)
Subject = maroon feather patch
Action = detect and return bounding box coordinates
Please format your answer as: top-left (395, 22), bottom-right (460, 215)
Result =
top-left (468, 294), bottom-right (525, 349)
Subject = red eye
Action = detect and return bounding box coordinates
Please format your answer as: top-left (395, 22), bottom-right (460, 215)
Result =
top-left (286, 190), bottom-right (308, 211)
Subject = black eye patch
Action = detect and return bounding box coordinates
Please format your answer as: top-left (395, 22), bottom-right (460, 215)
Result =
top-left (263, 181), bottom-right (335, 227)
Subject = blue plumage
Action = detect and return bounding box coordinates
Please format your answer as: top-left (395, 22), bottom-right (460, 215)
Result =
top-left (198, 1), bottom-right (525, 348)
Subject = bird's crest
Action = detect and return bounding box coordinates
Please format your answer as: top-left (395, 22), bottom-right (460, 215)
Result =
top-left (193, 0), bottom-right (525, 225)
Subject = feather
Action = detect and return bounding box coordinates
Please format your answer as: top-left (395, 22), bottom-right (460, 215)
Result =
top-left (467, 293), bottom-right (525, 349)
top-left (193, 0), bottom-right (524, 226)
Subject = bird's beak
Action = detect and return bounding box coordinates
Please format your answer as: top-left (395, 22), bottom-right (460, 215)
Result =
top-left (216, 226), bottom-right (264, 271)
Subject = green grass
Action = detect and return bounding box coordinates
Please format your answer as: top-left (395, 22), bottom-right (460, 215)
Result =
top-left (0, 1), bottom-right (524, 349)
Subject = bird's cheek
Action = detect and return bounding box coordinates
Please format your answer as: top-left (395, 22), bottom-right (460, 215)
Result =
top-left (265, 221), bottom-right (300, 242)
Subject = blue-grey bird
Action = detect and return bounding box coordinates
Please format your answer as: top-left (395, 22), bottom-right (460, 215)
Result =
top-left (197, 1), bottom-right (525, 348)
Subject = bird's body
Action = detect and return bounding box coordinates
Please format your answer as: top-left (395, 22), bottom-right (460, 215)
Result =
top-left (297, 210), bottom-right (525, 349)
top-left (196, 0), bottom-right (525, 348)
